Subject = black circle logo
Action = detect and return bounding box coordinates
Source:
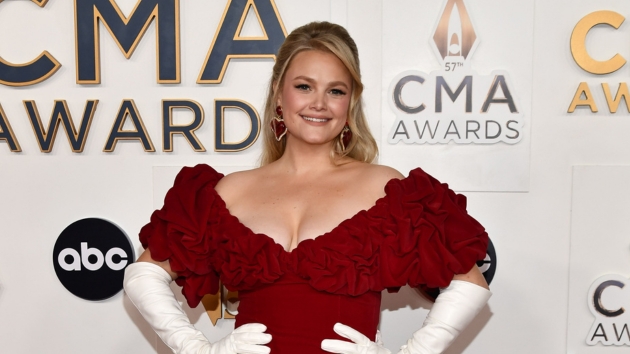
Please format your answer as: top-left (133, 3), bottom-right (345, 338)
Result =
top-left (418, 237), bottom-right (497, 301)
top-left (52, 218), bottom-right (134, 301)
top-left (477, 237), bottom-right (497, 285)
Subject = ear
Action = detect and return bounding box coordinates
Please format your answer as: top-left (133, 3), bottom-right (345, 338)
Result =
top-left (273, 80), bottom-right (282, 106)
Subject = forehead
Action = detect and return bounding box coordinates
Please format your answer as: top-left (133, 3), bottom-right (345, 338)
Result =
top-left (284, 50), bottom-right (351, 83)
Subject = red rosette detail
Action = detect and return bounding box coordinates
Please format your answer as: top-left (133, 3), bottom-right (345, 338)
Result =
top-left (293, 168), bottom-right (488, 295)
top-left (140, 164), bottom-right (224, 308)
top-left (139, 164), bottom-right (286, 306)
top-left (210, 201), bottom-right (286, 291)
top-left (293, 204), bottom-right (388, 296)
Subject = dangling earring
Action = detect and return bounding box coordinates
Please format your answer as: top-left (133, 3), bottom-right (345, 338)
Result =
top-left (339, 122), bottom-right (352, 151)
top-left (270, 106), bottom-right (287, 141)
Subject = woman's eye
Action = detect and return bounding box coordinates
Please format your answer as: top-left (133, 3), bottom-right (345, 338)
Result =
top-left (330, 89), bottom-right (346, 96)
top-left (295, 84), bottom-right (310, 91)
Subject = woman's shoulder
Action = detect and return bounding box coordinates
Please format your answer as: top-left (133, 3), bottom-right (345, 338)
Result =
top-left (213, 166), bottom-right (268, 202)
top-left (334, 162), bottom-right (406, 205)
top-left (348, 162), bottom-right (405, 189)
top-left (364, 163), bottom-right (404, 181)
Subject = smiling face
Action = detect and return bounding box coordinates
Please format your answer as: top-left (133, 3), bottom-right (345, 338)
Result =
top-left (277, 50), bottom-right (353, 149)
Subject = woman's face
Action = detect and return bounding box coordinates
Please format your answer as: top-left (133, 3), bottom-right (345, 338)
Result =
top-left (277, 50), bottom-right (353, 148)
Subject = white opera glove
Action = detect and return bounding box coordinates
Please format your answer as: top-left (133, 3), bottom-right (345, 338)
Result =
top-left (375, 330), bottom-right (384, 346)
top-left (209, 324), bottom-right (271, 354)
top-left (321, 323), bottom-right (391, 354)
top-left (123, 262), bottom-right (271, 354)
top-left (398, 280), bottom-right (492, 354)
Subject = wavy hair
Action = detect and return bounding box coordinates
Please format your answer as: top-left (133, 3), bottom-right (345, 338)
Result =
top-left (260, 21), bottom-right (378, 165)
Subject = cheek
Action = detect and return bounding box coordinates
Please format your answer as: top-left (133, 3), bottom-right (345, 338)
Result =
top-left (281, 86), bottom-right (305, 110)
top-left (333, 97), bottom-right (351, 117)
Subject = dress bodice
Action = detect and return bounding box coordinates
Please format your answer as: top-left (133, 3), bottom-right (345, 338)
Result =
top-left (139, 164), bottom-right (488, 353)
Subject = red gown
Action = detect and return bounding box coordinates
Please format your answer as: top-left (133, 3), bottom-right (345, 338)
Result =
top-left (140, 164), bottom-right (488, 353)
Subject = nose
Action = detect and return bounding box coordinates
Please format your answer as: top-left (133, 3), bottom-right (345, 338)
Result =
top-left (310, 91), bottom-right (327, 111)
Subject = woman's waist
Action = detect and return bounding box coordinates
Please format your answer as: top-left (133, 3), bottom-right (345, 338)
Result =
top-left (234, 280), bottom-right (381, 353)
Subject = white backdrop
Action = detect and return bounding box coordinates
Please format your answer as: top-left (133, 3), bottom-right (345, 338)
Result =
top-left (1, 0), bottom-right (630, 353)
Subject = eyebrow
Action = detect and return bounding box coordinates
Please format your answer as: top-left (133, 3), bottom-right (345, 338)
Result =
top-left (292, 75), bottom-right (350, 89)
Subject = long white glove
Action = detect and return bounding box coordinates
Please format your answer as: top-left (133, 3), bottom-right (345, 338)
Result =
top-left (321, 323), bottom-right (391, 354)
top-left (123, 262), bottom-right (272, 354)
top-left (399, 280), bottom-right (491, 354)
top-left (321, 281), bottom-right (490, 354)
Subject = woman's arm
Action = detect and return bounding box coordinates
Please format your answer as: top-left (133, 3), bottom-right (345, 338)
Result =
top-left (125, 250), bottom-right (272, 354)
top-left (136, 248), bottom-right (178, 279)
top-left (453, 264), bottom-right (489, 289)
top-left (322, 266), bottom-right (491, 354)
top-left (398, 267), bottom-right (491, 354)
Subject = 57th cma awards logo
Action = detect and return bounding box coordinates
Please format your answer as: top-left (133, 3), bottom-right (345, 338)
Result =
top-left (388, 0), bottom-right (523, 144)
top-left (587, 274), bottom-right (630, 346)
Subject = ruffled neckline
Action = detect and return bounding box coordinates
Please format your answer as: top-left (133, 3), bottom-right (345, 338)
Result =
top-left (207, 169), bottom-right (400, 255)
top-left (141, 163), bottom-right (488, 305)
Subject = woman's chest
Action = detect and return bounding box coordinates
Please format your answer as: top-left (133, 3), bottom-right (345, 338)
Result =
top-left (225, 179), bottom-right (380, 251)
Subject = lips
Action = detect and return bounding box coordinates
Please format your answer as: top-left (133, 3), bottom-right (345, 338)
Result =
top-left (301, 115), bottom-right (330, 123)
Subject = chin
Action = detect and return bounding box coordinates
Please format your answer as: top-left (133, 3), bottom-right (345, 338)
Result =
top-left (291, 136), bottom-right (334, 146)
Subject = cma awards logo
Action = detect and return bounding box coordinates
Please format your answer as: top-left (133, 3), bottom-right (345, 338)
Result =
top-left (587, 274), bottom-right (630, 346)
top-left (0, 0), bottom-right (286, 154)
top-left (200, 285), bottom-right (239, 326)
top-left (388, 0), bottom-right (523, 144)
top-left (568, 10), bottom-right (630, 114)
top-left (52, 218), bottom-right (134, 301)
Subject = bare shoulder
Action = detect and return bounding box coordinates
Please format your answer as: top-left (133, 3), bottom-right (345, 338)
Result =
top-left (214, 167), bottom-right (264, 200)
top-left (343, 162), bottom-right (404, 198)
top-left (367, 164), bottom-right (405, 180)
top-left (354, 163), bottom-right (404, 186)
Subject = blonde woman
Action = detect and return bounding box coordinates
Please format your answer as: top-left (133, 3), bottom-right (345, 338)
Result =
top-left (124, 21), bottom-right (491, 354)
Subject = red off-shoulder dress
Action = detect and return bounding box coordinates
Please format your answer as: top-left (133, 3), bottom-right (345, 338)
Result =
top-left (139, 164), bottom-right (488, 353)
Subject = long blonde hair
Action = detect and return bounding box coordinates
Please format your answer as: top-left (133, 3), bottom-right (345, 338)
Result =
top-left (260, 21), bottom-right (378, 166)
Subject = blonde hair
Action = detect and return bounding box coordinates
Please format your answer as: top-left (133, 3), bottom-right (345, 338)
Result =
top-left (260, 21), bottom-right (378, 166)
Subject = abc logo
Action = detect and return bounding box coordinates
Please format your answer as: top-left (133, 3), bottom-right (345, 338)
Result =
top-left (58, 243), bottom-right (128, 271)
top-left (53, 218), bottom-right (134, 301)
top-left (477, 237), bottom-right (497, 285)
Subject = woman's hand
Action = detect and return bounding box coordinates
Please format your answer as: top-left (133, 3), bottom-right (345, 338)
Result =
top-left (321, 323), bottom-right (391, 354)
top-left (209, 323), bottom-right (271, 354)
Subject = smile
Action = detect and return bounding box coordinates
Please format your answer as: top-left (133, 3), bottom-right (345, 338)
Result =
top-left (301, 116), bottom-right (330, 123)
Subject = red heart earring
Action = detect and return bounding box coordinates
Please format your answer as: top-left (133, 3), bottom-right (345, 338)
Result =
top-left (340, 122), bottom-right (352, 150)
top-left (270, 106), bottom-right (287, 141)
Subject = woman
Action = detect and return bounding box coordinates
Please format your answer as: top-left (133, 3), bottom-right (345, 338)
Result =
top-left (124, 21), bottom-right (491, 354)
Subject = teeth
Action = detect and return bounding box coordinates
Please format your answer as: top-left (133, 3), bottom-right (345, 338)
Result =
top-left (302, 116), bottom-right (328, 122)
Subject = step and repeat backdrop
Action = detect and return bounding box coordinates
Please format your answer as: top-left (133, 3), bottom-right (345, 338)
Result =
top-left (0, 0), bottom-right (628, 353)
